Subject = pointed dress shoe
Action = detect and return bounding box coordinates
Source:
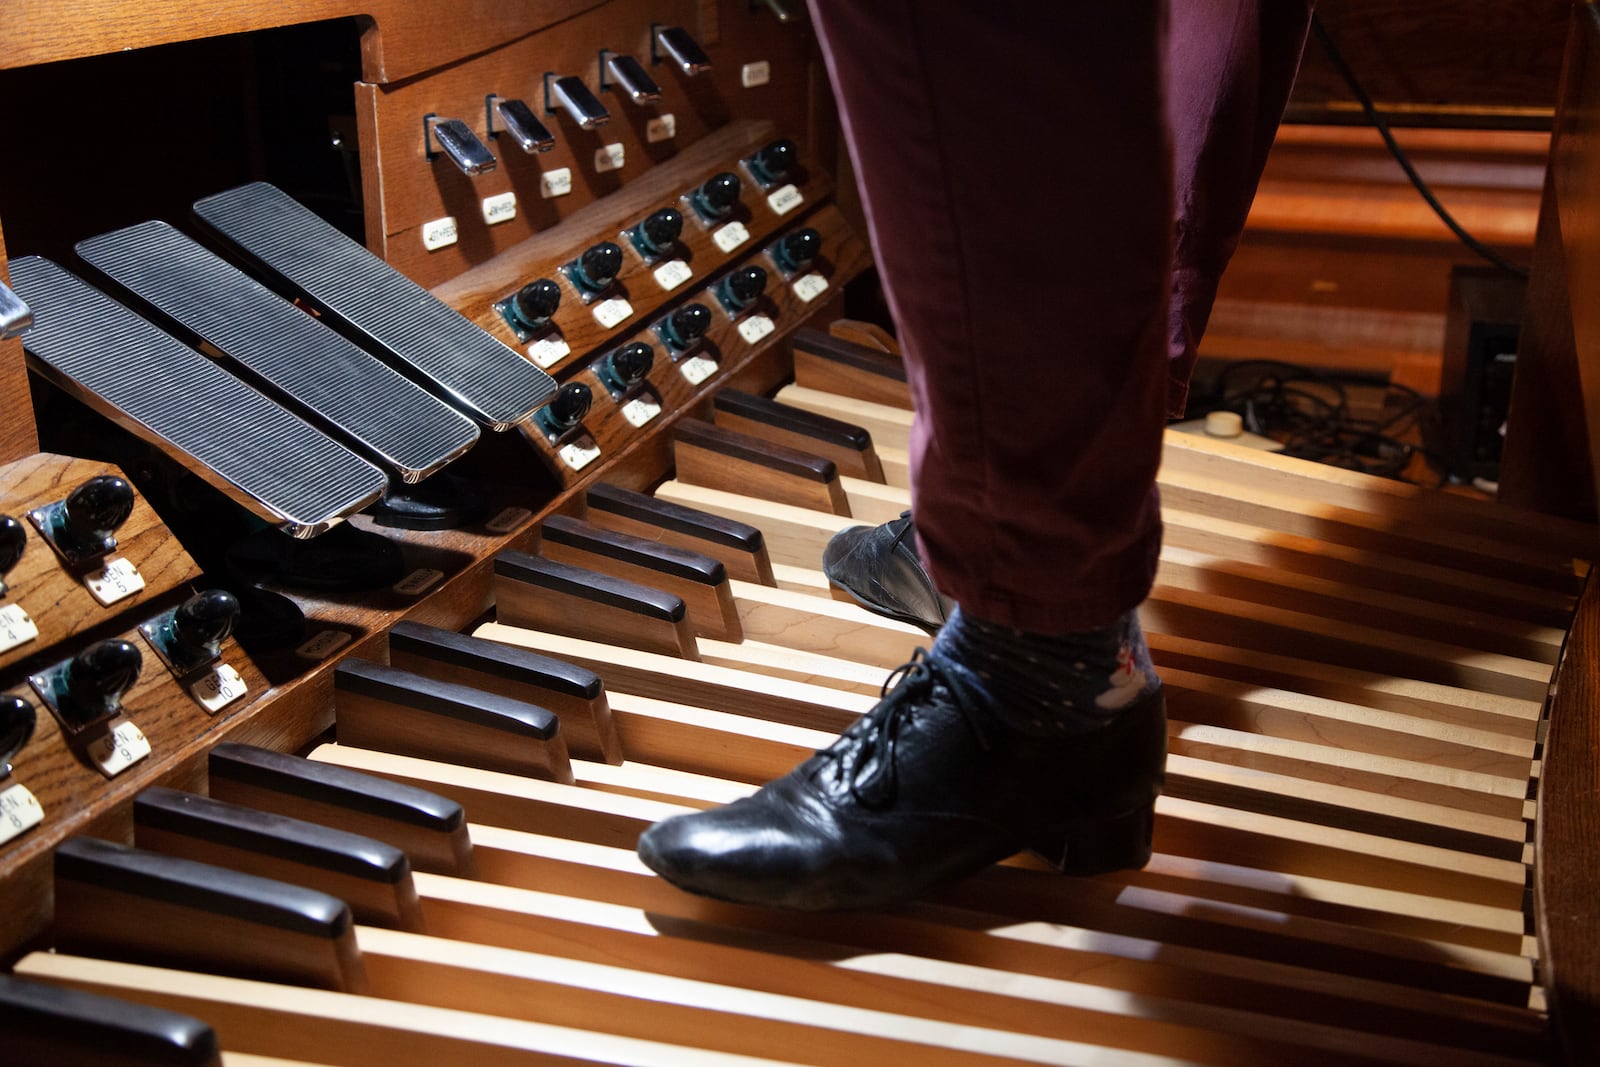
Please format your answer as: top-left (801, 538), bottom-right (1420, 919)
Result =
top-left (821, 511), bottom-right (954, 635)
top-left (636, 650), bottom-right (1166, 911)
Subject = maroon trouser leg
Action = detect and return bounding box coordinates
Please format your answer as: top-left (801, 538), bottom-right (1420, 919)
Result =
top-left (809, 1), bottom-right (1312, 632)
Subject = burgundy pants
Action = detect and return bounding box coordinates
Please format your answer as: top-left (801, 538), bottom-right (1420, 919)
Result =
top-left (808, 1), bottom-right (1312, 631)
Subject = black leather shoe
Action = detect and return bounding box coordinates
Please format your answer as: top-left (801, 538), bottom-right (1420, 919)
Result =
top-left (636, 650), bottom-right (1166, 911)
top-left (821, 512), bottom-right (954, 634)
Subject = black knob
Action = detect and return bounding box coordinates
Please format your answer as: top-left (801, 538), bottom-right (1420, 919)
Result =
top-left (573, 242), bottom-right (623, 293)
top-left (0, 515), bottom-right (25, 576)
top-left (64, 475), bottom-right (135, 546)
top-left (0, 694), bottom-right (35, 772)
top-left (511, 278), bottom-right (562, 330)
top-left (632, 207), bottom-right (683, 257)
top-left (65, 639), bottom-right (142, 720)
top-left (747, 138), bottom-right (798, 185)
top-left (607, 342), bottom-right (655, 387)
top-left (772, 227), bottom-right (822, 274)
top-left (173, 589), bottom-right (241, 658)
top-left (544, 382), bottom-right (593, 431)
top-left (692, 172), bottom-right (742, 221)
top-left (660, 302), bottom-right (712, 349)
top-left (718, 265), bottom-right (768, 312)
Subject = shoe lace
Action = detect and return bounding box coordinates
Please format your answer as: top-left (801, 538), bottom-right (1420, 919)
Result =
top-left (824, 648), bottom-right (993, 808)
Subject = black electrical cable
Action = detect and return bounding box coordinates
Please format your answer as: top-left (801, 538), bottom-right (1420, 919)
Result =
top-left (1309, 14), bottom-right (1531, 279)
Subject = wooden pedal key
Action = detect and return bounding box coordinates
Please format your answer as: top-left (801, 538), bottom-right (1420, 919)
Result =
top-left (791, 327), bottom-right (912, 411)
top-left (712, 388), bottom-right (887, 483)
top-left (673, 417), bottom-right (851, 517)
top-left (0, 971), bottom-right (223, 1067)
top-left (585, 482), bottom-right (777, 586)
top-left (493, 549), bottom-right (697, 659)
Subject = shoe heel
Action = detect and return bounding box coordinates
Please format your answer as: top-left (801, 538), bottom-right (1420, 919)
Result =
top-left (1029, 802), bottom-right (1154, 876)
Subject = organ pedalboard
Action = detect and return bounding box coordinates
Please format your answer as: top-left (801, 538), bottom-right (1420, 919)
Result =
top-left (2, 2), bottom-right (1600, 1064)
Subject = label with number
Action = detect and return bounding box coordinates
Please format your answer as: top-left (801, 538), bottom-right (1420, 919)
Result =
top-left (0, 603), bottom-right (38, 654)
top-left (481, 192), bottom-right (517, 225)
top-left (653, 259), bottom-right (692, 291)
top-left (393, 568), bottom-right (444, 596)
top-left (678, 354), bottom-right (719, 386)
top-left (0, 784), bottom-right (43, 845)
top-left (646, 114), bottom-right (677, 143)
top-left (528, 334), bottom-right (571, 368)
top-left (541, 168), bottom-right (573, 198)
top-left (712, 221), bottom-right (750, 253)
top-left (793, 272), bottom-right (830, 303)
top-left (592, 298), bottom-right (634, 329)
top-left (296, 630), bottom-right (352, 660)
top-left (737, 314), bottom-right (776, 345)
top-left (87, 720), bottom-right (151, 778)
top-left (741, 61), bottom-right (771, 88)
top-left (558, 434), bottom-right (602, 471)
top-left (85, 557), bottom-right (146, 606)
top-left (621, 395), bottom-right (663, 427)
top-left (766, 184), bottom-right (803, 216)
top-left (486, 507), bottom-right (532, 534)
top-left (422, 216), bottom-right (459, 251)
top-left (190, 663), bottom-right (248, 714)
top-left (595, 143), bottom-right (626, 173)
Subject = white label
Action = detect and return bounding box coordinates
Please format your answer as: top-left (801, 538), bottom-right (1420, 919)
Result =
top-left (712, 221), bottom-right (751, 253)
top-left (527, 334), bottom-right (571, 368)
top-left (0, 603), bottom-right (38, 654)
top-left (653, 259), bottom-right (693, 291)
top-left (540, 168), bottom-right (573, 198)
top-left (0, 784), bottom-right (44, 844)
top-left (393, 568), bottom-right (444, 596)
top-left (741, 61), bottom-right (771, 88)
top-left (85, 557), bottom-right (145, 606)
top-left (486, 506), bottom-right (532, 534)
top-left (296, 630), bottom-right (352, 660)
top-left (190, 663), bottom-right (247, 714)
top-left (737, 314), bottom-right (776, 344)
top-left (481, 191), bottom-right (518, 225)
top-left (421, 216), bottom-right (459, 251)
top-left (558, 434), bottom-right (602, 471)
top-left (792, 272), bottom-right (830, 303)
top-left (621, 395), bottom-right (662, 427)
top-left (592, 298), bottom-right (634, 329)
top-left (766, 184), bottom-right (803, 215)
top-left (679, 354), bottom-right (719, 385)
top-left (646, 114), bottom-right (677, 143)
top-left (594, 143), bottom-right (626, 172)
top-left (86, 720), bottom-right (150, 778)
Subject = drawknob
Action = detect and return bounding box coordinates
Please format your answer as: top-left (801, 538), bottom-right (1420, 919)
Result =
top-left (0, 695), bottom-right (34, 774)
top-left (510, 278), bottom-right (562, 331)
top-left (571, 242), bottom-right (623, 294)
top-left (544, 382), bottom-right (593, 432)
top-left (64, 475), bottom-right (135, 550)
top-left (659, 303), bottom-right (711, 350)
top-left (172, 589), bottom-right (241, 659)
top-left (0, 515), bottom-right (26, 578)
top-left (65, 638), bottom-right (143, 725)
top-left (631, 208), bottom-right (683, 258)
top-left (718, 265), bottom-right (768, 313)
top-left (746, 138), bottom-right (798, 185)
top-left (606, 342), bottom-right (655, 388)
top-left (691, 172), bottom-right (742, 221)
top-left (772, 227), bottom-right (821, 274)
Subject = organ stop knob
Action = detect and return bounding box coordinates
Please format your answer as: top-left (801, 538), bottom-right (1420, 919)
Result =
top-left (536, 382), bottom-right (593, 439)
top-left (630, 207), bottom-right (683, 260)
top-left (30, 638), bottom-right (143, 737)
top-left (509, 278), bottom-right (562, 332)
top-left (568, 242), bottom-right (623, 297)
top-left (717, 265), bottom-right (768, 314)
top-left (30, 474), bottom-right (136, 570)
top-left (141, 589), bottom-right (242, 677)
top-left (658, 302), bottom-right (711, 351)
top-left (0, 695), bottom-right (35, 777)
top-left (599, 342), bottom-right (655, 395)
top-left (772, 227), bottom-right (822, 275)
top-left (745, 138), bottom-right (798, 186)
top-left (0, 515), bottom-right (26, 594)
top-left (690, 172), bottom-right (741, 222)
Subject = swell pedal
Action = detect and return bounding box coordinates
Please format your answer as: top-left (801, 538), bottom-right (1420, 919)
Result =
top-left (75, 221), bottom-right (480, 486)
top-left (9, 257), bottom-right (388, 538)
top-left (193, 182), bottom-right (556, 430)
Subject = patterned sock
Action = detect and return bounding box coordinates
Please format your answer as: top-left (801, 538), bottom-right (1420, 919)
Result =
top-left (926, 605), bottom-right (1159, 735)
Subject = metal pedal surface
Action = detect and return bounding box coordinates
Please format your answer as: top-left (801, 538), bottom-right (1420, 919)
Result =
top-left (77, 221), bottom-right (479, 484)
top-left (193, 182), bottom-right (556, 430)
top-left (9, 257), bottom-right (388, 538)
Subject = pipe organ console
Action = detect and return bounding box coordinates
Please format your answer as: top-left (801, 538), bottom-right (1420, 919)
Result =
top-left (1, 2), bottom-right (1598, 1064)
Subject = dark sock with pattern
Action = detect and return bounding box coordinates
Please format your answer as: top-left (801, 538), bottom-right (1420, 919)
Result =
top-left (926, 606), bottom-right (1159, 736)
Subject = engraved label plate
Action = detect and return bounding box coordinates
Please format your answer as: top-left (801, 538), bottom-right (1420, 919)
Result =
top-left (793, 272), bottom-right (830, 303)
top-left (595, 144), bottom-right (626, 173)
top-left (528, 334), bottom-right (571, 368)
top-left (646, 114), bottom-right (677, 143)
top-left (482, 192), bottom-right (518, 225)
top-left (712, 221), bottom-right (751, 253)
top-left (394, 568), bottom-right (444, 596)
top-left (767, 184), bottom-right (803, 215)
top-left (592, 298), bottom-right (634, 329)
top-left (87, 720), bottom-right (151, 778)
top-left (296, 630), bottom-right (352, 660)
top-left (84, 557), bottom-right (146, 607)
top-left (0, 784), bottom-right (44, 845)
top-left (679, 354), bottom-right (718, 385)
top-left (742, 61), bottom-right (771, 88)
top-left (486, 506), bottom-right (532, 534)
top-left (737, 314), bottom-right (776, 344)
top-left (0, 603), bottom-right (38, 654)
top-left (422, 217), bottom-right (459, 251)
top-left (190, 663), bottom-right (248, 714)
top-left (621, 395), bottom-right (662, 427)
top-left (541, 168), bottom-right (574, 198)
top-left (558, 434), bottom-right (602, 471)
top-left (653, 259), bottom-right (692, 291)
